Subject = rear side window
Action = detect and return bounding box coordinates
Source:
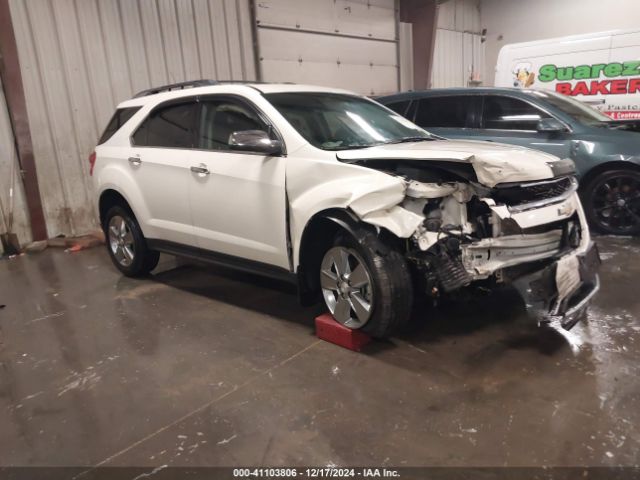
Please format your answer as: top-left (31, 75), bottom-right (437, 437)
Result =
top-left (383, 100), bottom-right (410, 116)
top-left (98, 107), bottom-right (141, 144)
top-left (132, 101), bottom-right (197, 148)
top-left (482, 96), bottom-right (550, 131)
top-left (414, 96), bottom-right (472, 128)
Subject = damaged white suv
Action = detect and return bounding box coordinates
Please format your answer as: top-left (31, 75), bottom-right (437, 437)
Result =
top-left (92, 81), bottom-right (600, 338)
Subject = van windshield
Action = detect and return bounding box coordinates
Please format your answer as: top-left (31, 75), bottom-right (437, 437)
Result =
top-left (525, 90), bottom-right (612, 126)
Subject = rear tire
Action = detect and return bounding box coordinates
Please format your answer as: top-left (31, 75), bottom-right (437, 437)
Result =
top-left (319, 227), bottom-right (413, 339)
top-left (104, 206), bottom-right (159, 277)
top-left (582, 169), bottom-right (640, 235)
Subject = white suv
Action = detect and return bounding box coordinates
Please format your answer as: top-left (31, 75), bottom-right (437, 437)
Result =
top-left (92, 81), bottom-right (600, 338)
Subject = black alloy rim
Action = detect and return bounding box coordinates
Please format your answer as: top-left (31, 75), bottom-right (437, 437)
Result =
top-left (591, 174), bottom-right (640, 233)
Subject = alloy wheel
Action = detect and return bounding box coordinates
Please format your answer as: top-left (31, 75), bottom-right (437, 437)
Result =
top-left (591, 174), bottom-right (640, 234)
top-left (108, 215), bottom-right (136, 267)
top-left (320, 246), bottom-right (374, 329)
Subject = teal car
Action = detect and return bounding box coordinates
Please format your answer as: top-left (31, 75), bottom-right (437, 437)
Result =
top-left (378, 88), bottom-right (640, 235)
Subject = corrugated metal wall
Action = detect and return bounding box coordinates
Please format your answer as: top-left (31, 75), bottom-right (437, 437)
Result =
top-left (437, 0), bottom-right (480, 33)
top-left (0, 76), bottom-right (31, 253)
top-left (431, 0), bottom-right (484, 88)
top-left (7, 0), bottom-right (255, 240)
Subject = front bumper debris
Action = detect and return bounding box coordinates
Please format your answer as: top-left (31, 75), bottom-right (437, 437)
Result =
top-left (462, 230), bottom-right (564, 277)
top-left (512, 241), bottom-right (601, 330)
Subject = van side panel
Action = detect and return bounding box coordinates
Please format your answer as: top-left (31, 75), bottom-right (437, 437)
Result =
top-left (495, 30), bottom-right (640, 120)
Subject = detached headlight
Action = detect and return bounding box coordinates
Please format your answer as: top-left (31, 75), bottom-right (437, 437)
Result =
top-left (567, 220), bottom-right (581, 249)
top-left (548, 158), bottom-right (576, 177)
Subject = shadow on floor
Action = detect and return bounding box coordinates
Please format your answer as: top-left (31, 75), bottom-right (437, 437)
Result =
top-left (118, 260), bottom-right (576, 361)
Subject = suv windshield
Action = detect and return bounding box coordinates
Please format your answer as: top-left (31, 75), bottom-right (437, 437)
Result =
top-left (265, 92), bottom-right (432, 150)
top-left (525, 90), bottom-right (612, 126)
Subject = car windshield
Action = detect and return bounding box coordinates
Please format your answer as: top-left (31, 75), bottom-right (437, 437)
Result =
top-left (526, 90), bottom-right (612, 126)
top-left (265, 92), bottom-right (433, 150)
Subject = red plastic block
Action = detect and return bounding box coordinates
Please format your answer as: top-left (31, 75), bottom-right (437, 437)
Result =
top-left (315, 313), bottom-right (371, 352)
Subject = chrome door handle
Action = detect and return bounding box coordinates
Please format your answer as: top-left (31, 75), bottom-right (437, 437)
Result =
top-left (128, 157), bottom-right (141, 166)
top-left (190, 164), bottom-right (210, 175)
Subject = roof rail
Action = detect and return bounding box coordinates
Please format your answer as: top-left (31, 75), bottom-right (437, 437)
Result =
top-left (133, 80), bottom-right (218, 98)
top-left (132, 79), bottom-right (298, 98)
top-left (213, 80), bottom-right (296, 85)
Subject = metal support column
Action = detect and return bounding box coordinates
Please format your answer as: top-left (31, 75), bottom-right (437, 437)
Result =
top-left (0, 0), bottom-right (47, 241)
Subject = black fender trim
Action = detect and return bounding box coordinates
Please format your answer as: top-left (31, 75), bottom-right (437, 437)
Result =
top-left (320, 209), bottom-right (363, 238)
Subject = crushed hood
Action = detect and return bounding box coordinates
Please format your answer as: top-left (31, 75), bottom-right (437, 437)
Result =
top-left (336, 139), bottom-right (561, 187)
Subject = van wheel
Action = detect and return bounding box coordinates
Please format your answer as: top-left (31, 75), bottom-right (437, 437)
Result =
top-left (582, 169), bottom-right (640, 235)
top-left (104, 206), bottom-right (160, 276)
top-left (319, 228), bottom-right (413, 338)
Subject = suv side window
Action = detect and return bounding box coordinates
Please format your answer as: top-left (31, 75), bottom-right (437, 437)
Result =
top-left (198, 98), bottom-right (271, 151)
top-left (99, 106), bottom-right (141, 144)
top-left (132, 101), bottom-right (197, 148)
top-left (384, 100), bottom-right (410, 116)
top-left (482, 96), bottom-right (550, 131)
top-left (414, 96), bottom-right (473, 128)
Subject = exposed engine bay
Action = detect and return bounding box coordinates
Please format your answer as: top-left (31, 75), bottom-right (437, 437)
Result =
top-left (342, 158), bottom-right (600, 330)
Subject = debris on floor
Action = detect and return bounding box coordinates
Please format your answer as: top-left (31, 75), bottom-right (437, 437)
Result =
top-left (22, 230), bottom-right (106, 255)
top-left (24, 240), bottom-right (48, 253)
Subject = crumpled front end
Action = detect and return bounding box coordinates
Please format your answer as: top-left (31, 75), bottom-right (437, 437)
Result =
top-left (289, 140), bottom-right (600, 329)
top-left (329, 149), bottom-right (601, 329)
top-left (400, 173), bottom-right (601, 330)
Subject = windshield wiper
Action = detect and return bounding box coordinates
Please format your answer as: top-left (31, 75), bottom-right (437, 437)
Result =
top-left (324, 136), bottom-right (435, 150)
top-left (323, 144), bottom-right (377, 151)
top-left (383, 136), bottom-right (435, 144)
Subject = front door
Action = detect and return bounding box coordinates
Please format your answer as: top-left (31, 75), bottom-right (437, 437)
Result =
top-left (465, 95), bottom-right (573, 159)
top-left (412, 95), bottom-right (478, 140)
top-left (188, 96), bottom-right (289, 269)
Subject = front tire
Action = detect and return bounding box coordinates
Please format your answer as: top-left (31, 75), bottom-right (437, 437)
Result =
top-left (582, 169), bottom-right (640, 235)
top-left (319, 228), bottom-right (413, 338)
top-left (104, 206), bottom-right (160, 277)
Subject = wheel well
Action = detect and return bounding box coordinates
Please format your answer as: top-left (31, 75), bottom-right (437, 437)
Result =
top-left (296, 208), bottom-right (402, 303)
top-left (297, 211), bottom-right (347, 301)
top-left (99, 190), bottom-right (132, 228)
top-left (579, 161), bottom-right (640, 193)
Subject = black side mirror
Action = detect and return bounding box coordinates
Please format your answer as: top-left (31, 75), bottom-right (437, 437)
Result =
top-left (537, 118), bottom-right (566, 133)
top-left (228, 130), bottom-right (283, 155)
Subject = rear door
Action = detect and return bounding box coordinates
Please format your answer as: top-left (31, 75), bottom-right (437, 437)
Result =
top-left (412, 95), bottom-right (478, 139)
top-left (129, 99), bottom-right (198, 246)
top-left (187, 95), bottom-right (289, 269)
top-left (465, 94), bottom-right (573, 158)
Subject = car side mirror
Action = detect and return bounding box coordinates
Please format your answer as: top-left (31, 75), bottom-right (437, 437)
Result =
top-left (537, 118), bottom-right (566, 133)
top-left (228, 130), bottom-right (283, 155)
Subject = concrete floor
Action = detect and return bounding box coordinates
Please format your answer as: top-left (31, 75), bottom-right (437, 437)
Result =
top-left (0, 236), bottom-right (639, 469)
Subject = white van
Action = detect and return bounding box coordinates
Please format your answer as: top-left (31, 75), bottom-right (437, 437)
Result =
top-left (495, 29), bottom-right (640, 120)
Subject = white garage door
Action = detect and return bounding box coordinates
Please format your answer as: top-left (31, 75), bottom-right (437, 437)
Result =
top-left (431, 0), bottom-right (484, 88)
top-left (255, 0), bottom-right (399, 95)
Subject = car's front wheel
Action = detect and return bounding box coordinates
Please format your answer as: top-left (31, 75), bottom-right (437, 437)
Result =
top-left (582, 169), bottom-right (640, 235)
top-left (104, 206), bottom-right (160, 276)
top-left (319, 228), bottom-right (413, 338)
